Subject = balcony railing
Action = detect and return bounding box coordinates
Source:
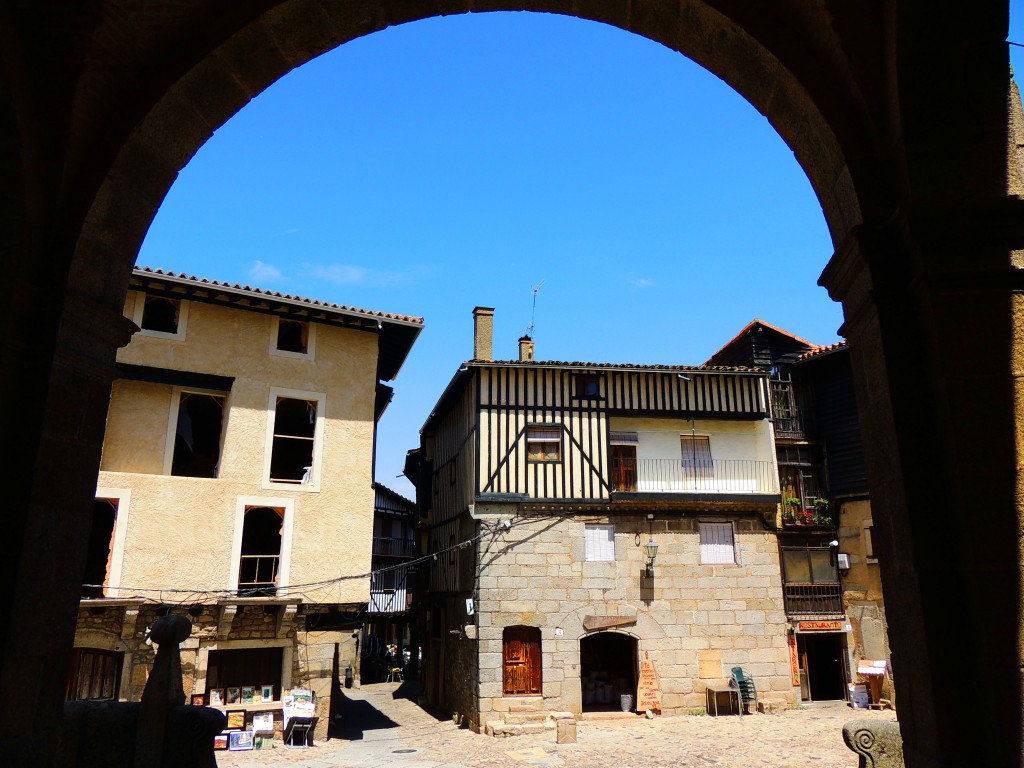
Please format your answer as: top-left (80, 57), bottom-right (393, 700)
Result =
top-left (783, 583), bottom-right (843, 616)
top-left (368, 587), bottom-right (409, 614)
top-left (772, 404), bottom-right (805, 438)
top-left (372, 536), bottom-right (415, 557)
top-left (610, 458), bottom-right (778, 495)
top-left (237, 554), bottom-right (280, 596)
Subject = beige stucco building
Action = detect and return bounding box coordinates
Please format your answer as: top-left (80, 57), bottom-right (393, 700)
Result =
top-left (68, 267), bottom-right (421, 738)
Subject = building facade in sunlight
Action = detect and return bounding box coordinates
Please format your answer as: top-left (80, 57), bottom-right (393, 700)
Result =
top-left (408, 308), bottom-right (795, 731)
top-left (69, 267), bottom-right (421, 738)
top-left (707, 320), bottom-right (891, 706)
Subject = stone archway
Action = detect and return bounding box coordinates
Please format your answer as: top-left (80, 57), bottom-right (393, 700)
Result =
top-left (1, 4), bottom-right (1020, 767)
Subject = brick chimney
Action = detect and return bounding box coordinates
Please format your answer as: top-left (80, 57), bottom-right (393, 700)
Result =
top-left (473, 307), bottom-right (494, 361)
top-left (518, 336), bottom-right (534, 362)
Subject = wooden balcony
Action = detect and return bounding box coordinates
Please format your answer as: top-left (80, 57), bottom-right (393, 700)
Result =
top-left (783, 583), bottom-right (843, 616)
top-left (772, 404), bottom-right (805, 438)
top-left (610, 458), bottom-right (779, 496)
top-left (372, 536), bottom-right (415, 557)
top-left (368, 587), bottom-right (409, 614)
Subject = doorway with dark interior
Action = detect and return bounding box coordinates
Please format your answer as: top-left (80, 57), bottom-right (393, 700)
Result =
top-left (798, 633), bottom-right (848, 701)
top-left (580, 632), bottom-right (638, 712)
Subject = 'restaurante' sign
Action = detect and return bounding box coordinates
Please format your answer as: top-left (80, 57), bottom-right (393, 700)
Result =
top-left (797, 620), bottom-right (844, 631)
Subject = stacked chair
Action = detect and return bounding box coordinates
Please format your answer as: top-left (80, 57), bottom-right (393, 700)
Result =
top-left (730, 667), bottom-right (758, 715)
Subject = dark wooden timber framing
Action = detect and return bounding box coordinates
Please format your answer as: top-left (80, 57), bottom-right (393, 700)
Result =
top-left (424, 363), bottom-right (772, 508)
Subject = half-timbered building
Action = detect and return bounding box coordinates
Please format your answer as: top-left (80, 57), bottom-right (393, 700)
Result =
top-left (411, 308), bottom-right (797, 731)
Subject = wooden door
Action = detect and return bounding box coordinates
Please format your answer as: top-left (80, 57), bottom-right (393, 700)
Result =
top-left (503, 627), bottom-right (542, 696)
top-left (610, 445), bottom-right (637, 492)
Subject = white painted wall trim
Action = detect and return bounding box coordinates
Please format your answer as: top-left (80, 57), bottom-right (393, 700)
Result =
top-left (230, 496), bottom-right (296, 591)
top-left (268, 316), bottom-right (317, 361)
top-left (130, 290), bottom-right (190, 341)
top-left (95, 486), bottom-right (132, 597)
top-left (261, 386), bottom-right (327, 492)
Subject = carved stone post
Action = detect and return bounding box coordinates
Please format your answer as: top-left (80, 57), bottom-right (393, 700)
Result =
top-left (134, 616), bottom-right (191, 768)
top-left (844, 719), bottom-right (905, 768)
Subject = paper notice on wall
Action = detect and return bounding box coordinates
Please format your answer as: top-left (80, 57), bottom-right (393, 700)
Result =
top-left (636, 659), bottom-right (662, 711)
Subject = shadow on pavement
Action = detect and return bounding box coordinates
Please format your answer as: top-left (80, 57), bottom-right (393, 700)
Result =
top-left (328, 691), bottom-right (400, 741)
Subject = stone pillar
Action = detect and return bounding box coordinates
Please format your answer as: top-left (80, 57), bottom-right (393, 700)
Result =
top-left (0, 287), bottom-right (136, 765)
top-left (820, 206), bottom-right (1022, 767)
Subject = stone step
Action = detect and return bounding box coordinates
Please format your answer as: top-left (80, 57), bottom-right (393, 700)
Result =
top-left (486, 720), bottom-right (555, 737)
top-left (504, 710), bottom-right (575, 724)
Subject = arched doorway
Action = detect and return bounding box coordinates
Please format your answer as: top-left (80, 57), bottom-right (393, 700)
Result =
top-left (580, 632), bottom-right (638, 712)
top-left (1, 6), bottom-right (1017, 768)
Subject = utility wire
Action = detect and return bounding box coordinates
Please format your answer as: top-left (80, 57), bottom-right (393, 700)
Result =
top-left (82, 518), bottom-right (506, 604)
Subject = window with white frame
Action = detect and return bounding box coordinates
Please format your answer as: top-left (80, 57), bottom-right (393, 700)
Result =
top-left (133, 293), bottom-right (189, 339)
top-left (170, 391), bottom-right (225, 478)
top-left (699, 521), bottom-right (736, 564)
top-left (264, 389), bottom-right (325, 489)
top-left (270, 317), bottom-right (315, 360)
top-left (584, 523), bottom-right (615, 561)
top-left (526, 425), bottom-right (561, 462)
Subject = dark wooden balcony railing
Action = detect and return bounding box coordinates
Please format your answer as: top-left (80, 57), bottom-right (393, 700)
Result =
top-left (783, 583), bottom-right (843, 616)
top-left (610, 458), bottom-right (778, 495)
top-left (237, 554), bottom-right (280, 596)
top-left (772, 404), bottom-right (805, 438)
top-left (372, 536), bottom-right (415, 557)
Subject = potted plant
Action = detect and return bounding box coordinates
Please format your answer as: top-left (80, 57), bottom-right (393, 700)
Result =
top-left (812, 498), bottom-right (830, 525)
top-left (782, 498), bottom-right (801, 524)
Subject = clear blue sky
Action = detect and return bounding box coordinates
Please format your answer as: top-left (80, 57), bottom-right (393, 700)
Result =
top-left (139, 11), bottom-right (1024, 498)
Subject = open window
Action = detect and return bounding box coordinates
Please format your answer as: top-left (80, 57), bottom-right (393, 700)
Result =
top-left (133, 293), bottom-right (188, 339)
top-left (266, 392), bottom-right (324, 487)
top-left (237, 506), bottom-right (283, 596)
top-left (526, 425), bottom-right (561, 462)
top-left (171, 392), bottom-right (225, 477)
top-left (503, 626), bottom-right (542, 696)
top-left (270, 317), bottom-right (315, 359)
top-left (573, 374), bottom-right (601, 399)
top-left (82, 499), bottom-right (117, 598)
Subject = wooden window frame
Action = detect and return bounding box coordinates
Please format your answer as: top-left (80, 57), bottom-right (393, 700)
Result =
top-left (526, 425), bottom-right (562, 463)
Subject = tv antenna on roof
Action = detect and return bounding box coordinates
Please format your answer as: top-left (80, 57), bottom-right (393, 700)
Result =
top-left (524, 280), bottom-right (544, 338)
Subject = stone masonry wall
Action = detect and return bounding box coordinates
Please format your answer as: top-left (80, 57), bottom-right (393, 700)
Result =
top-left (472, 510), bottom-right (795, 727)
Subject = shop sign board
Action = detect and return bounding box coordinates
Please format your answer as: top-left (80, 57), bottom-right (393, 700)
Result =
top-left (789, 634), bottom-right (800, 686)
top-left (636, 659), bottom-right (662, 711)
top-left (797, 620), bottom-right (844, 632)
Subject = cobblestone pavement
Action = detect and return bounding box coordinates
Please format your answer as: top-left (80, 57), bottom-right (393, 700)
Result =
top-left (215, 682), bottom-right (897, 768)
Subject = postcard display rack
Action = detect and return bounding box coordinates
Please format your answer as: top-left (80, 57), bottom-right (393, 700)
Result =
top-left (282, 689), bottom-right (318, 748)
top-left (212, 688), bottom-right (316, 752)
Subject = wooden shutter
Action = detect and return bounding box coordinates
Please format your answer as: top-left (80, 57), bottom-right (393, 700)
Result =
top-left (503, 627), bottom-right (542, 696)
